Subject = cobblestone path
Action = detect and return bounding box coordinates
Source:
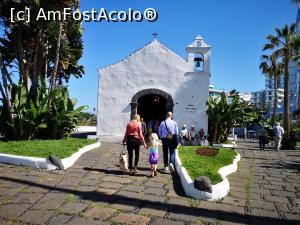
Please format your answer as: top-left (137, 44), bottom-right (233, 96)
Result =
top-left (0, 141), bottom-right (299, 225)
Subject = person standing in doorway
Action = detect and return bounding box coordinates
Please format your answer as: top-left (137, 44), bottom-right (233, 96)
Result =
top-left (257, 126), bottom-right (267, 150)
top-left (140, 118), bottom-right (147, 139)
top-left (123, 114), bottom-right (147, 175)
top-left (158, 112), bottom-right (179, 173)
top-left (273, 122), bottom-right (284, 151)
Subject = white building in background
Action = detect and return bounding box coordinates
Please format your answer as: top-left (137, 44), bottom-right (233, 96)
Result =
top-left (209, 85), bottom-right (251, 102)
top-left (252, 6), bottom-right (300, 119)
top-left (97, 36), bottom-right (211, 141)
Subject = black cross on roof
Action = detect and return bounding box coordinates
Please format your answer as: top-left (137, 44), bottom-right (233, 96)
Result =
top-left (152, 32), bottom-right (158, 39)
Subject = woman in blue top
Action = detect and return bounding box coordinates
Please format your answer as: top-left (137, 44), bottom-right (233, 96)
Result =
top-left (148, 133), bottom-right (161, 177)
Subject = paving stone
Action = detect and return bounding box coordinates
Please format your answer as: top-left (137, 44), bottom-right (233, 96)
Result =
top-left (229, 191), bottom-right (245, 199)
top-left (50, 214), bottom-right (72, 225)
top-left (61, 202), bottom-right (88, 214)
top-left (264, 195), bottom-right (289, 204)
top-left (250, 200), bottom-right (276, 211)
top-left (262, 184), bottom-right (284, 191)
top-left (167, 210), bottom-right (198, 222)
top-left (111, 213), bottom-right (151, 225)
top-left (0, 187), bottom-right (21, 196)
top-left (144, 187), bottom-right (167, 196)
top-left (272, 190), bottom-right (296, 198)
top-left (110, 199), bottom-right (139, 211)
top-left (84, 206), bottom-right (116, 220)
top-left (19, 209), bottom-right (54, 224)
top-left (122, 185), bottom-right (144, 192)
top-left (67, 217), bottom-right (106, 225)
top-left (247, 208), bottom-right (280, 219)
top-left (167, 197), bottom-right (191, 207)
top-left (116, 190), bottom-right (141, 199)
top-left (25, 186), bottom-right (49, 193)
top-left (144, 181), bottom-right (165, 188)
top-left (143, 194), bottom-right (165, 204)
top-left (32, 192), bottom-right (66, 210)
top-left (96, 187), bottom-right (118, 195)
top-left (275, 202), bottom-right (292, 213)
top-left (150, 218), bottom-right (185, 225)
top-left (80, 179), bottom-right (98, 186)
top-left (77, 185), bottom-right (96, 192)
top-left (139, 204), bottom-right (167, 217)
top-left (284, 213), bottom-right (300, 221)
top-left (58, 177), bottom-right (82, 187)
top-left (222, 197), bottom-right (246, 207)
top-left (0, 204), bottom-right (31, 218)
top-left (97, 181), bottom-right (123, 189)
top-left (101, 176), bottom-right (133, 184)
top-left (13, 192), bottom-right (43, 204)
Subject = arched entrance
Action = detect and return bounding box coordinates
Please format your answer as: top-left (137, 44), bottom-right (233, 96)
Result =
top-left (130, 89), bottom-right (174, 123)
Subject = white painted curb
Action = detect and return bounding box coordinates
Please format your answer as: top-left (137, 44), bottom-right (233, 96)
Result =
top-left (0, 142), bottom-right (101, 171)
top-left (175, 149), bottom-right (241, 201)
top-left (213, 143), bottom-right (236, 148)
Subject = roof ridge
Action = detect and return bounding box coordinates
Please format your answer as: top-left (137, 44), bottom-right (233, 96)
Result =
top-left (99, 39), bottom-right (186, 71)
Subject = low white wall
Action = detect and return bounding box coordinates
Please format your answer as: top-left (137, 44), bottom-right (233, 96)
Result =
top-left (75, 126), bottom-right (97, 133)
top-left (0, 142), bottom-right (101, 170)
top-left (175, 149), bottom-right (241, 201)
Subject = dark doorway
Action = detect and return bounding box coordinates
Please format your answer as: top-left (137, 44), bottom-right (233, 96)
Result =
top-left (137, 94), bottom-right (167, 124)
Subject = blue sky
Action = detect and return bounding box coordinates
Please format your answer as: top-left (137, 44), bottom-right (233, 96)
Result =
top-left (68, 0), bottom-right (297, 112)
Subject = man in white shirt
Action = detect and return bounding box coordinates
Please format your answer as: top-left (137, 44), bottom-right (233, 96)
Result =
top-left (274, 122), bottom-right (284, 151)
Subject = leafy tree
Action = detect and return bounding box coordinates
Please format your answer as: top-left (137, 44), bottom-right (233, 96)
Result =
top-left (263, 24), bottom-right (299, 136)
top-left (207, 91), bottom-right (257, 144)
top-left (0, 0), bottom-right (86, 140)
top-left (259, 54), bottom-right (283, 120)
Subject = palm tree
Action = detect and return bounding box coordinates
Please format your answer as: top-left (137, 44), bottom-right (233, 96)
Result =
top-left (259, 54), bottom-right (283, 120)
top-left (263, 24), bottom-right (297, 136)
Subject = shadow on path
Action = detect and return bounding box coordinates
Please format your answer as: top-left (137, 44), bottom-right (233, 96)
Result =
top-left (0, 176), bottom-right (296, 225)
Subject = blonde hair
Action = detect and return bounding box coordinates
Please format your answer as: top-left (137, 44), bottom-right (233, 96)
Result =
top-left (131, 114), bottom-right (140, 122)
top-left (149, 133), bottom-right (160, 147)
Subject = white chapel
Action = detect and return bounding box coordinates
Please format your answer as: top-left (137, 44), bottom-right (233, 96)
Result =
top-left (97, 35), bottom-right (211, 141)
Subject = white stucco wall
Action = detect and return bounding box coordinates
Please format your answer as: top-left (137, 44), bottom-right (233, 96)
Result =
top-left (97, 38), bottom-right (210, 141)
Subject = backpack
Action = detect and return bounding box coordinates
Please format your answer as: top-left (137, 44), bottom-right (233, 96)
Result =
top-left (149, 152), bottom-right (159, 164)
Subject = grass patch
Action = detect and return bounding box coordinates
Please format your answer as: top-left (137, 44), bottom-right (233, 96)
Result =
top-left (0, 138), bottom-right (96, 158)
top-left (178, 146), bottom-right (237, 185)
top-left (296, 142), bottom-right (300, 147)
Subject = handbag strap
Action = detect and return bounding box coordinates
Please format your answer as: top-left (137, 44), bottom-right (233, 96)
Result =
top-left (121, 145), bottom-right (127, 154)
top-left (164, 120), bottom-right (171, 134)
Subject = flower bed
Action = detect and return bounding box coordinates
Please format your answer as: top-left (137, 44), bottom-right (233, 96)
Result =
top-left (0, 139), bottom-right (100, 170)
top-left (176, 146), bottom-right (240, 201)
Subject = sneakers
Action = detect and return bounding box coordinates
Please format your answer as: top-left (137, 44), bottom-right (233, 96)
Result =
top-left (169, 163), bottom-right (175, 174)
top-left (162, 166), bottom-right (169, 173)
top-left (154, 170), bottom-right (157, 176)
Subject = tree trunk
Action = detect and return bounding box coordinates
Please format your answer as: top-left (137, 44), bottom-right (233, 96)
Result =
top-left (16, 30), bottom-right (28, 92)
top-left (283, 56), bottom-right (290, 136)
top-left (0, 48), bottom-right (11, 108)
top-left (297, 75), bottom-right (300, 126)
top-left (50, 21), bottom-right (63, 91)
top-left (273, 76), bottom-right (278, 119)
top-left (31, 23), bottom-right (43, 96)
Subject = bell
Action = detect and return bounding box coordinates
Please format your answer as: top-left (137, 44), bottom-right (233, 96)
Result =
top-left (195, 61), bottom-right (201, 68)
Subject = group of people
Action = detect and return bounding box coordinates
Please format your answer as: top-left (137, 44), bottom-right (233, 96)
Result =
top-left (140, 117), bottom-right (162, 139)
top-left (179, 125), bottom-right (208, 146)
top-left (122, 112), bottom-right (178, 176)
top-left (256, 122), bottom-right (285, 151)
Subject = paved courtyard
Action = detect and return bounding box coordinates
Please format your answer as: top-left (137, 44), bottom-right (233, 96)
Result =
top-left (0, 140), bottom-right (299, 225)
